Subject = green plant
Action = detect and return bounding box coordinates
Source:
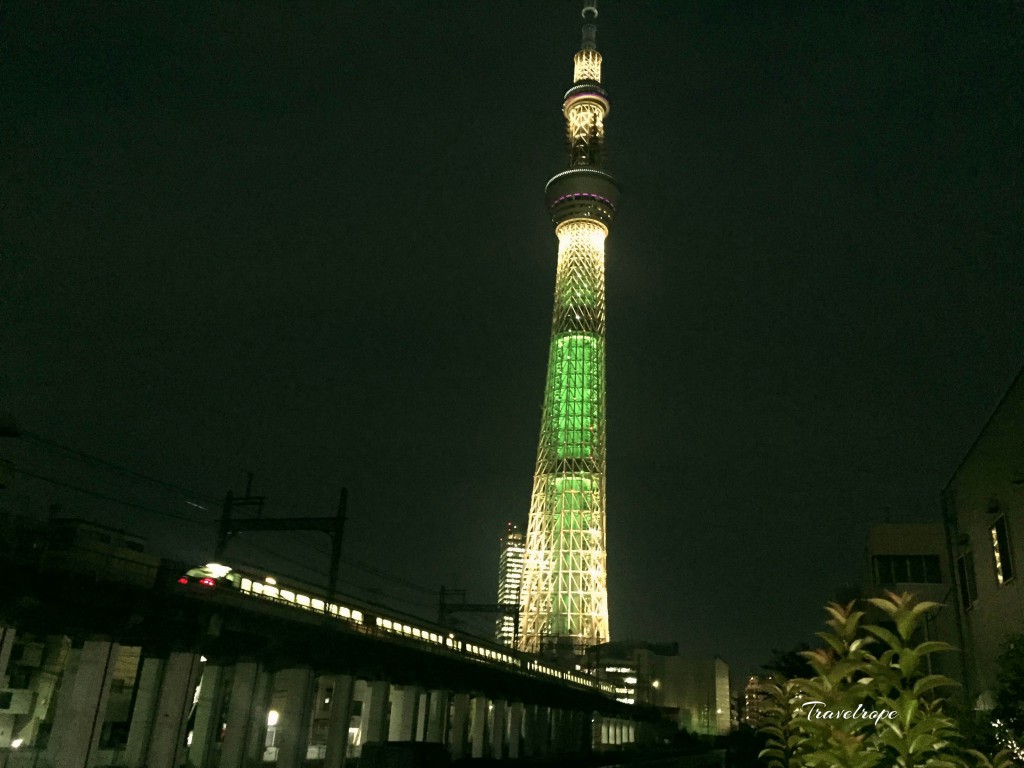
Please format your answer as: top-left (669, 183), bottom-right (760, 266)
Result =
top-left (758, 592), bottom-right (1012, 768)
top-left (991, 633), bottom-right (1024, 762)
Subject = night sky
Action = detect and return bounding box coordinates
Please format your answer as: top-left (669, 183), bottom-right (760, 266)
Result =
top-left (3, 1), bottom-right (1022, 683)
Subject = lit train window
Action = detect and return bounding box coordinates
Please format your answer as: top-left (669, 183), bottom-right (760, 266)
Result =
top-left (241, 578), bottom-right (253, 592)
top-left (264, 586), bottom-right (279, 598)
top-left (297, 594), bottom-right (311, 608)
top-left (281, 590), bottom-right (295, 602)
top-left (352, 610), bottom-right (363, 623)
top-left (312, 599), bottom-right (324, 611)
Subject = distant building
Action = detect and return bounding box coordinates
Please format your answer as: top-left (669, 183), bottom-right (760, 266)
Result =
top-left (0, 512), bottom-right (161, 589)
top-left (42, 517), bottom-right (161, 589)
top-left (585, 641), bottom-right (731, 736)
top-left (0, 514), bottom-right (152, 751)
top-left (742, 675), bottom-right (776, 729)
top-left (861, 523), bottom-right (960, 681)
top-left (943, 366), bottom-right (1024, 708)
top-left (495, 522), bottom-right (525, 646)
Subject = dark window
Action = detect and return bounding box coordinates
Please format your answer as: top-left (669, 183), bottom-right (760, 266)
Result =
top-left (957, 551), bottom-right (978, 610)
top-left (875, 556), bottom-right (895, 584)
top-left (991, 516), bottom-right (1015, 585)
top-left (873, 555), bottom-right (942, 585)
top-left (0, 691), bottom-right (12, 709)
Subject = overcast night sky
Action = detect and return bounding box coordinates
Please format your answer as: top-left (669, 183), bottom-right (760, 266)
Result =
top-left (2, 1), bottom-right (1022, 680)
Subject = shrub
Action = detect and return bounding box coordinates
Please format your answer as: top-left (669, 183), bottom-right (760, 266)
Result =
top-left (757, 591), bottom-right (1012, 768)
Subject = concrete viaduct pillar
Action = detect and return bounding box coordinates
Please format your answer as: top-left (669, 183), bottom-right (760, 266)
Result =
top-left (120, 651), bottom-right (201, 768)
top-left (323, 673), bottom-right (354, 768)
top-left (425, 689), bottom-right (448, 743)
top-left (217, 661), bottom-right (270, 768)
top-left (507, 701), bottom-right (524, 759)
top-left (449, 692), bottom-right (470, 758)
top-left (44, 640), bottom-right (118, 768)
top-left (273, 667), bottom-right (316, 768)
top-left (358, 679), bottom-right (389, 750)
top-left (388, 684), bottom-right (421, 741)
top-left (188, 663), bottom-right (227, 767)
top-left (490, 698), bottom-right (507, 758)
top-left (470, 695), bottom-right (488, 758)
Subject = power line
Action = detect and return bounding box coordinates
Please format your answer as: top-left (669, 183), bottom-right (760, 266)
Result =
top-left (15, 433), bottom-right (442, 605)
top-left (228, 539), bottom-right (437, 614)
top-left (280, 531), bottom-right (437, 596)
top-left (1, 460), bottom-right (214, 526)
top-left (20, 430), bottom-right (219, 505)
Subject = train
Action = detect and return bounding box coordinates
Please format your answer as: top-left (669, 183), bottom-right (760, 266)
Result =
top-left (178, 562), bottom-right (613, 695)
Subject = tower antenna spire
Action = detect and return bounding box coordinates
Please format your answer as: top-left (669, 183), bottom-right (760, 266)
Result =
top-left (581, 3), bottom-right (598, 50)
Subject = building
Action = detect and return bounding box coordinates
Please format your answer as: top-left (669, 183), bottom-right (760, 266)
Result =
top-left (495, 523), bottom-right (525, 647)
top-left (519, 3), bottom-right (620, 655)
top-left (861, 523), bottom-right (960, 681)
top-left (0, 512), bottom-right (161, 590)
top-left (586, 642), bottom-right (732, 737)
top-left (943, 366), bottom-right (1024, 708)
top-left (742, 675), bottom-right (775, 729)
top-left (0, 515), bottom-right (155, 752)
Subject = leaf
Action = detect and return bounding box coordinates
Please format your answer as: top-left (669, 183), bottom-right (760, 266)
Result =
top-left (866, 597), bottom-right (899, 616)
top-left (895, 609), bottom-right (921, 641)
top-left (866, 624), bottom-right (902, 650)
top-left (912, 674), bottom-right (957, 696)
top-left (912, 640), bottom-right (957, 656)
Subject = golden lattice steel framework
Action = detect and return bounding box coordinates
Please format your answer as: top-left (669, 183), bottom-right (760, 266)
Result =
top-left (519, 3), bottom-right (620, 655)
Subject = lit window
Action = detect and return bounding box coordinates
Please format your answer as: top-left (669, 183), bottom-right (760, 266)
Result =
top-left (991, 516), bottom-right (1015, 585)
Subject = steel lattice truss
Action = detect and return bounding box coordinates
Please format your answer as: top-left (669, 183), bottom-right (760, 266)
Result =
top-left (520, 219), bottom-right (610, 654)
top-left (519, 5), bottom-right (616, 657)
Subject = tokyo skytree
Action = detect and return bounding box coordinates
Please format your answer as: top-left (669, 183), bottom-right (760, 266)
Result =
top-left (518, 2), bottom-right (619, 655)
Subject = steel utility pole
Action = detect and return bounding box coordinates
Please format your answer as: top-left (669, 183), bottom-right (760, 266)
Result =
top-left (215, 479), bottom-right (347, 601)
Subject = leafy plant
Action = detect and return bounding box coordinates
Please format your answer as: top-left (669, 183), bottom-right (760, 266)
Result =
top-left (758, 592), bottom-right (1012, 768)
top-left (991, 633), bottom-right (1024, 762)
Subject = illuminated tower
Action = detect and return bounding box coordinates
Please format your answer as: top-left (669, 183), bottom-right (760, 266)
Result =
top-left (495, 522), bottom-right (525, 646)
top-left (519, 3), bottom-right (619, 655)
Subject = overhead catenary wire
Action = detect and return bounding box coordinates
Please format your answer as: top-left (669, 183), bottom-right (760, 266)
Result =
top-left (11, 432), bottom-right (447, 611)
top-left (1, 460), bottom-right (215, 527)
top-left (20, 430), bottom-right (220, 505)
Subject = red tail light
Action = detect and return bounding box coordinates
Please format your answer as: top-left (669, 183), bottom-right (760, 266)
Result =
top-left (178, 577), bottom-right (189, 584)
top-left (199, 578), bottom-right (215, 586)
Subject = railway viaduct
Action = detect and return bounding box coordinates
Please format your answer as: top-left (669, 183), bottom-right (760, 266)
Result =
top-left (0, 559), bottom-right (656, 767)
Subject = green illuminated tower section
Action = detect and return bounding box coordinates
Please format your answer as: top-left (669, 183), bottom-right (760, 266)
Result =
top-left (519, 3), bottom-right (620, 655)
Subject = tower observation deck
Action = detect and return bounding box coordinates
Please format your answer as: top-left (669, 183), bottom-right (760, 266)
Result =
top-left (519, 3), bottom-right (619, 655)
